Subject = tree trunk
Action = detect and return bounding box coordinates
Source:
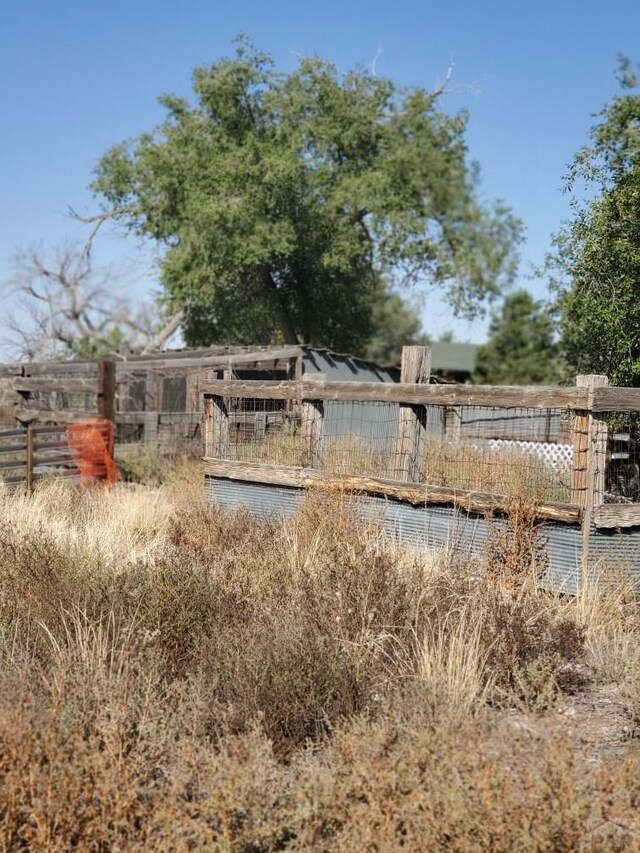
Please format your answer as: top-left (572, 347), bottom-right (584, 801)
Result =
top-left (262, 268), bottom-right (299, 344)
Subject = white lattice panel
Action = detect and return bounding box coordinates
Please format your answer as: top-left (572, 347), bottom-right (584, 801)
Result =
top-left (489, 439), bottom-right (573, 471)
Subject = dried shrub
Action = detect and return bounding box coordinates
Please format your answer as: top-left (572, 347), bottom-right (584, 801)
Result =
top-left (0, 479), bottom-right (637, 848)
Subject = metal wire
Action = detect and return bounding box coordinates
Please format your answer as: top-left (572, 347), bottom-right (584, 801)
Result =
top-left (223, 396), bottom-right (577, 501)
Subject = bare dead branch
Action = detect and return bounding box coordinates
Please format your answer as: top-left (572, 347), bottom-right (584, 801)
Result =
top-left (67, 205), bottom-right (135, 261)
top-left (3, 241), bottom-right (179, 361)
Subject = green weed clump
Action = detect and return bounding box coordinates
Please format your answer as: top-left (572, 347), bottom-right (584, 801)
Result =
top-left (0, 479), bottom-right (637, 848)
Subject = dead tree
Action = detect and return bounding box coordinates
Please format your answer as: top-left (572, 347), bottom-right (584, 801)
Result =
top-left (3, 242), bottom-right (182, 361)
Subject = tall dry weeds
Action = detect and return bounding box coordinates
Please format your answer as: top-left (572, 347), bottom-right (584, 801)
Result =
top-left (0, 478), bottom-right (636, 848)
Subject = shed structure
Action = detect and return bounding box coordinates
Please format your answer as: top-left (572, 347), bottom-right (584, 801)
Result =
top-left (0, 346), bottom-right (399, 455)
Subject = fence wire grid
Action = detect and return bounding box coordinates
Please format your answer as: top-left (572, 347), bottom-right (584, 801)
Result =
top-left (603, 412), bottom-right (640, 503)
top-left (220, 396), bottom-right (577, 502)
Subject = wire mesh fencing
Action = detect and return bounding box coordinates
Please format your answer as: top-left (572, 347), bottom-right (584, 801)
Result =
top-left (213, 392), bottom-right (578, 502)
top-left (603, 412), bottom-right (640, 503)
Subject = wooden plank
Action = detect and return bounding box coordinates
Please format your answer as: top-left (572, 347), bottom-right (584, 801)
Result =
top-left (300, 373), bottom-right (324, 468)
top-left (32, 425), bottom-right (68, 436)
top-left (14, 410), bottom-right (94, 425)
top-left (0, 474), bottom-right (27, 485)
top-left (203, 396), bottom-right (214, 457)
top-left (593, 386), bottom-right (640, 413)
top-left (0, 365), bottom-right (25, 378)
top-left (571, 375), bottom-right (609, 592)
top-left (7, 378), bottom-right (100, 393)
top-left (34, 455), bottom-right (76, 467)
top-left (592, 410), bottom-right (609, 507)
top-left (143, 412), bottom-right (159, 444)
top-left (0, 443), bottom-right (27, 454)
top-left (395, 346), bottom-right (431, 481)
top-left (203, 459), bottom-right (305, 488)
top-left (594, 504), bottom-right (640, 529)
top-left (201, 458), bottom-right (582, 523)
top-left (202, 379), bottom-right (589, 410)
top-left (25, 424), bottom-right (34, 495)
top-left (444, 406), bottom-right (462, 443)
top-left (0, 428), bottom-right (27, 439)
top-left (571, 415), bottom-right (590, 508)
top-left (21, 361), bottom-right (99, 377)
top-left (0, 458), bottom-right (27, 471)
top-left (33, 440), bottom-right (69, 451)
top-left (113, 349), bottom-right (304, 374)
top-left (117, 345), bottom-right (303, 368)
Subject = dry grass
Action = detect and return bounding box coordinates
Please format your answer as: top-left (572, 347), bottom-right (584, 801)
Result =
top-left (229, 428), bottom-right (570, 502)
top-left (0, 477), bottom-right (639, 848)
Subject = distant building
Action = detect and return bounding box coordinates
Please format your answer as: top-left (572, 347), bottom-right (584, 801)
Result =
top-left (429, 342), bottom-right (479, 383)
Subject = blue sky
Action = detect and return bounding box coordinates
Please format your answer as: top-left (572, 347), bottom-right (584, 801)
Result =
top-left (1, 0), bottom-right (638, 353)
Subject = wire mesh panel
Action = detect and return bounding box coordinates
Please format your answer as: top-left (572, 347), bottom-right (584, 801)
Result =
top-left (320, 401), bottom-right (399, 476)
top-left (227, 397), bottom-right (304, 466)
top-left (604, 412), bottom-right (640, 503)
top-left (425, 406), bottom-right (575, 501)
top-left (215, 392), bottom-right (577, 502)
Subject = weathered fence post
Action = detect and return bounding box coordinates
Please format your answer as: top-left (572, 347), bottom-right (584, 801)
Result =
top-left (97, 361), bottom-right (116, 425)
top-left (25, 424), bottom-right (34, 496)
top-left (571, 375), bottom-right (609, 509)
top-left (301, 373), bottom-right (325, 468)
top-left (394, 346), bottom-right (431, 481)
top-left (571, 374), bottom-right (609, 588)
top-left (204, 394), bottom-right (230, 459)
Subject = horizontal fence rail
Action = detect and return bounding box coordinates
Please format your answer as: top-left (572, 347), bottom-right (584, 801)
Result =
top-left (201, 379), bottom-right (590, 410)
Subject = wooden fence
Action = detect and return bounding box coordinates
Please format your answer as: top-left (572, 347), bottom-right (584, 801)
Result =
top-left (0, 419), bottom-right (118, 493)
top-left (0, 424), bottom-right (77, 492)
top-left (202, 352), bottom-right (640, 583)
top-left (0, 360), bottom-right (116, 427)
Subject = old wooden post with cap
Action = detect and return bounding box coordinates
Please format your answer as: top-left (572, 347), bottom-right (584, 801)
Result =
top-left (394, 346), bottom-right (431, 482)
top-left (571, 374), bottom-right (609, 588)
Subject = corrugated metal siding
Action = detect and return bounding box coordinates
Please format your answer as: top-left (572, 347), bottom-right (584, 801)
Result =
top-left (205, 476), bottom-right (303, 517)
top-left (356, 495), bottom-right (497, 555)
top-left (588, 523), bottom-right (640, 576)
top-left (205, 478), bottom-right (640, 594)
top-left (538, 524), bottom-right (582, 595)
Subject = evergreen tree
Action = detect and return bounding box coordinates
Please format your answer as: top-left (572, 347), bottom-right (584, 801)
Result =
top-left (474, 290), bottom-right (562, 385)
top-left (550, 57), bottom-right (640, 385)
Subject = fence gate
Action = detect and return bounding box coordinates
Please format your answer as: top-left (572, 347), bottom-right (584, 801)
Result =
top-left (0, 420), bottom-right (117, 492)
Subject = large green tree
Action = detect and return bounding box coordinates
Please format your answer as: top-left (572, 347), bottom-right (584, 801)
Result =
top-left (363, 279), bottom-right (430, 365)
top-left (92, 37), bottom-right (521, 354)
top-left (550, 57), bottom-right (640, 385)
top-left (474, 290), bottom-right (563, 385)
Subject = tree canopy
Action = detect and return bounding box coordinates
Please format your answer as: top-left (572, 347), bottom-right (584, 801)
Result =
top-left (92, 37), bottom-right (522, 354)
top-left (550, 57), bottom-right (640, 385)
top-left (473, 290), bottom-right (563, 385)
top-left (362, 280), bottom-right (430, 365)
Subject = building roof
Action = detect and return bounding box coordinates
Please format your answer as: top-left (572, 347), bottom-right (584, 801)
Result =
top-left (430, 342), bottom-right (479, 374)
